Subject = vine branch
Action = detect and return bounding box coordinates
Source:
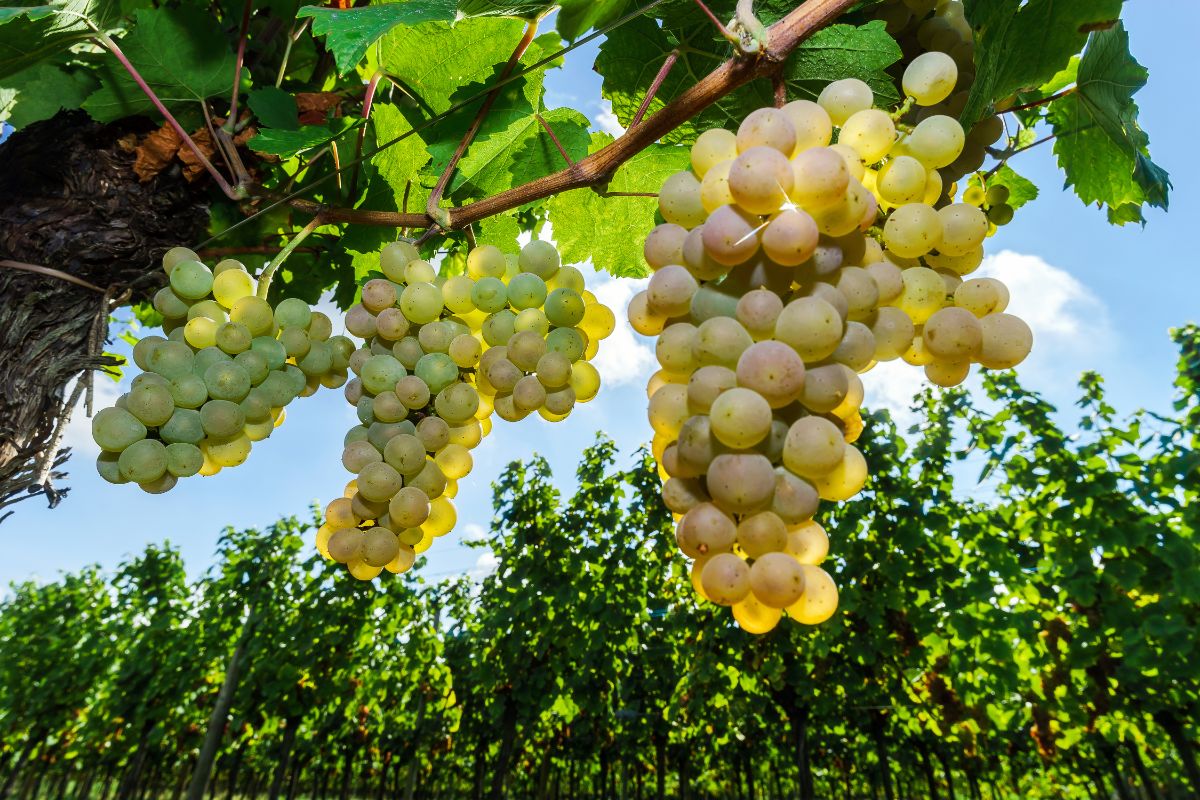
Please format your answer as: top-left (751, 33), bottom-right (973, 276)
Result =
top-left (289, 0), bottom-right (860, 230)
top-left (224, 0), bottom-right (254, 134)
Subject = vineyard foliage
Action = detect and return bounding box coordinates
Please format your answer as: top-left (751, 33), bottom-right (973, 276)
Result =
top-left (1, 327), bottom-right (1198, 800)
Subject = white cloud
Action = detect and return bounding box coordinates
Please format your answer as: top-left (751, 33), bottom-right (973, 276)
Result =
top-left (461, 522), bottom-right (487, 543)
top-left (595, 100), bottom-right (626, 137)
top-left (586, 272), bottom-right (656, 387)
top-left (469, 549), bottom-right (498, 579)
top-left (862, 358), bottom-right (928, 433)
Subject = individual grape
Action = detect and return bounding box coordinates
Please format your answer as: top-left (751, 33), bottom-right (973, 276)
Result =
top-left (482, 310), bottom-right (518, 348)
top-left (534, 351), bottom-right (571, 389)
top-left (831, 321), bottom-right (876, 372)
top-left (307, 311), bottom-right (333, 342)
top-left (357, 462), bottom-right (403, 503)
top-left (381, 434), bottom-right (424, 477)
top-left (409, 459), bottom-right (448, 499)
top-left (153, 287), bottom-right (190, 320)
top-left (772, 469), bottom-right (820, 524)
top-left (183, 317), bottom-right (217, 350)
top-left (653, 323), bottom-right (697, 375)
top-left (709, 387), bottom-right (772, 449)
top-left (440, 274), bottom-right (475, 316)
top-left (893, 267), bottom-right (947, 324)
top-left (204, 361), bottom-right (251, 402)
top-left (735, 107), bottom-right (797, 155)
top-left (358, 528), bottom-right (400, 568)
top-left (377, 240), bottom-right (418, 280)
top-left (785, 520), bottom-right (828, 565)
top-left (360, 279), bottom-right (397, 314)
top-left (985, 184), bottom-right (1011, 206)
top-left (923, 307), bottom-right (983, 360)
top-left (580, 303), bottom-right (616, 342)
top-left (866, 259), bottom-right (904, 304)
top-left (545, 327), bottom-right (587, 362)
top-left (513, 308), bottom-right (549, 336)
top-left (684, 365), bottom-right (735, 415)
top-left (728, 146), bottom-right (794, 214)
top-left (690, 128), bottom-right (738, 177)
top-left (695, 316), bottom-right (753, 369)
top-left (977, 313), bottom-right (1033, 369)
top-left (444, 334), bottom-right (480, 369)
top-left (389, 486), bottom-right (431, 528)
top-left (647, 383), bottom-right (690, 439)
top-left (435, 443), bottom-right (473, 481)
top-left (415, 353), bottom-right (459, 394)
top-left (937, 204), bottom-right (989, 256)
top-left (404, 259), bottom-right (437, 285)
top-left (750, 552), bottom-right (807, 608)
top-left (699, 553), bottom-right (752, 606)
top-left (327, 528), bottom-right (366, 564)
top-left (786, 566), bottom-right (839, 624)
top-left (987, 203), bottom-right (1015, 226)
top-left (789, 147), bottom-right (851, 211)
top-left (839, 109), bottom-right (896, 164)
top-left (732, 593), bottom-right (782, 634)
top-left (199, 400), bottom-right (244, 439)
top-left (138, 473), bottom-right (178, 494)
top-left (869, 307), bottom-right (917, 361)
top-left (643, 223), bottom-right (689, 270)
top-left (215, 321), bottom-right (251, 355)
top-left (835, 267), bottom-right (881, 321)
top-left (162, 246), bottom-right (199, 274)
top-left (780, 99), bottom-right (833, 153)
top-left (233, 351), bottom-right (269, 386)
top-left (169, 260), bottom-right (214, 300)
top-left (658, 171), bottom-right (707, 229)
top-left (875, 156), bottom-right (928, 206)
top-left (274, 297), bottom-right (312, 330)
top-left (417, 321), bottom-right (454, 354)
top-left (812, 445), bottom-right (867, 501)
top-left (701, 205), bottom-right (761, 266)
top-left (774, 297), bottom-right (843, 363)
top-left (416, 416), bottom-right (450, 454)
top-left (278, 328), bottom-right (311, 360)
top-left (92, 407), bottom-right (147, 452)
top-left (187, 300), bottom-right (227, 323)
top-left (132, 336), bottom-right (166, 372)
top-left (706, 453), bottom-right (776, 515)
top-left (569, 361), bottom-right (601, 402)
top-left (345, 305), bottom-right (379, 339)
top-left (736, 511), bottom-right (788, 559)
top-left (518, 240), bottom-right (561, 279)
top-left (164, 442), bottom-right (203, 478)
top-left (125, 383), bottom-right (174, 427)
top-left (96, 451), bottom-right (126, 484)
top-left (954, 277), bottom-right (1009, 318)
top-left (926, 246), bottom-right (984, 276)
top-left (545, 288), bottom-right (586, 328)
top-left (680, 226), bottom-right (729, 281)
top-left (507, 272), bottom-right (548, 310)
top-left (904, 115), bottom-right (966, 169)
top-left (212, 269), bottom-right (255, 309)
top-left (817, 78), bottom-right (874, 125)
top-left (735, 289), bottom-right (784, 340)
top-left (400, 283), bottom-right (444, 324)
top-left (390, 337), bottom-right (423, 370)
top-left (359, 354), bottom-right (406, 396)
top-left (783, 416), bottom-right (846, 480)
top-left (882, 203), bottom-right (944, 258)
top-left (925, 359), bottom-right (970, 387)
top-left (903, 51), bottom-right (959, 106)
top-left (160, 408), bottom-right (205, 445)
top-left (435, 382), bottom-right (480, 423)
top-left (736, 341), bottom-right (806, 408)
top-left (962, 184), bottom-right (987, 206)
top-left (466, 244), bottom-right (507, 280)
top-left (700, 159), bottom-right (735, 213)
top-left (662, 477), bottom-right (708, 515)
top-left (544, 387), bottom-right (576, 416)
top-left (512, 375), bottom-right (547, 412)
top-left (118, 438), bottom-right (167, 483)
top-left (369, 391), bottom-right (405, 423)
top-left (760, 208), bottom-right (819, 266)
top-left (676, 503), bottom-right (737, 558)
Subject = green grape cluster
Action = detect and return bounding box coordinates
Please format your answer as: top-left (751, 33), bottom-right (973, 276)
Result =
top-left (92, 248), bottom-right (352, 492)
top-left (636, 65), bottom-right (1034, 633)
top-left (316, 240), bottom-right (616, 581)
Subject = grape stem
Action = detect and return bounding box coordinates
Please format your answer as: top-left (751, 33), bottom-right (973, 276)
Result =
top-left (285, 0), bottom-right (860, 230)
top-left (224, 0), bottom-right (254, 135)
top-left (691, 0), bottom-right (740, 47)
top-left (349, 71), bottom-right (387, 200)
top-left (733, 0), bottom-right (769, 54)
top-left (535, 114), bottom-right (576, 167)
top-left (630, 51), bottom-right (680, 127)
top-left (1003, 87), bottom-right (1075, 114)
top-left (426, 19), bottom-right (541, 225)
top-left (984, 131), bottom-right (1061, 178)
top-left (92, 33), bottom-right (247, 200)
top-left (256, 216), bottom-right (325, 299)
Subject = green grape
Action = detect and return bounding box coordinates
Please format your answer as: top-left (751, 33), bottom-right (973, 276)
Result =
top-left (118, 438), bottom-right (167, 483)
top-left (345, 425), bottom-right (370, 447)
top-left (308, 311), bottom-right (333, 342)
top-left (544, 288), bottom-right (585, 327)
top-left (817, 78), bottom-right (873, 126)
top-left (506, 273), bottom-right (548, 310)
top-left (987, 203), bottom-right (1015, 225)
top-left (230, 297), bottom-right (274, 337)
top-left (545, 327), bottom-right (586, 362)
top-left (938, 203), bottom-right (989, 256)
top-left (904, 115), bottom-right (966, 169)
top-left (903, 51), bottom-right (959, 106)
top-left (166, 374), bottom-right (206, 409)
top-left (549, 264), bottom-right (585, 293)
top-left (780, 99), bottom-right (832, 154)
top-left (535, 351), bottom-right (572, 388)
top-left (449, 334), bottom-right (483, 368)
top-left (466, 244), bottom-right (507, 280)
top-left (482, 310), bottom-right (517, 347)
top-left (962, 185), bottom-right (987, 206)
top-left (400, 283), bottom-right (444, 324)
top-left (96, 451), bottom-right (126, 484)
top-left (132, 336), bottom-right (165, 371)
top-left (279, 327), bottom-right (311, 359)
top-left (275, 297), bottom-right (312, 329)
top-left (298, 340), bottom-right (333, 377)
top-left (415, 352), bottom-right (459, 394)
top-left (507, 330), bottom-right (546, 372)
top-left (256, 371), bottom-right (294, 408)
top-left (882, 203), bottom-right (944, 258)
top-left (404, 259), bottom-right (437, 284)
top-left (393, 337), bottom-right (425, 370)
top-left (215, 322), bottom-right (252, 355)
top-left (384, 434), bottom-right (427, 476)
top-left (343, 440), bottom-right (382, 473)
top-left (514, 308), bottom-right (550, 336)
top-left (125, 383), bottom-right (174, 427)
top-left (417, 320), bottom-right (454, 354)
top-left (470, 276), bottom-right (507, 313)
top-left (154, 287), bottom-right (190, 319)
top-left (442, 275), bottom-right (476, 315)
top-left (130, 373), bottom-right (167, 391)
top-left (774, 297), bottom-right (843, 363)
top-left (985, 184), bottom-right (1011, 206)
top-left (233, 351), bottom-right (269, 386)
top-left (356, 396), bottom-right (375, 425)
top-left (200, 399), bottom-right (245, 438)
top-left (694, 316), bottom-right (753, 369)
top-left (690, 128), bottom-right (738, 178)
top-left (395, 375), bottom-right (432, 410)
top-left (435, 382), bottom-right (480, 423)
top-left (380, 240), bottom-right (420, 281)
top-left (162, 246), bottom-right (199, 274)
top-left (329, 336), bottom-right (355, 369)
top-left (736, 107), bottom-right (797, 155)
top-left (544, 386), bottom-right (575, 415)
top-left (360, 354), bottom-right (408, 396)
top-left (204, 361), bottom-right (251, 402)
top-left (658, 171), bottom-right (707, 229)
top-left (709, 387), bottom-right (773, 449)
top-left (137, 472), bottom-right (177, 494)
top-left (92, 407), bottom-right (147, 452)
top-left (408, 459), bottom-right (447, 499)
top-left (213, 258), bottom-right (247, 276)
top-left (169, 260), bottom-right (214, 300)
top-left (165, 442), bottom-right (203, 478)
top-left (485, 357), bottom-right (521, 393)
top-left (206, 433), bottom-right (253, 468)
top-left (250, 337), bottom-right (286, 370)
top-left (240, 390), bottom-right (272, 424)
top-left (183, 317), bottom-right (218, 350)
top-left (186, 300), bottom-right (226, 323)
top-left (416, 416), bottom-right (451, 453)
top-left (876, 156), bottom-right (929, 206)
top-left (569, 361), bottom-right (601, 402)
top-left (212, 269), bottom-right (255, 309)
top-left (191, 347), bottom-right (229, 374)
top-left (518, 240), bottom-right (561, 279)
top-left (357, 462), bottom-right (403, 503)
top-left (370, 391), bottom-right (406, 423)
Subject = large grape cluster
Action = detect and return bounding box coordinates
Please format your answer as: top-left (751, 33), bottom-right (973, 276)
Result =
top-left (316, 240), bottom-right (615, 580)
top-left (92, 248), bottom-right (352, 492)
top-left (634, 60), bottom-right (1032, 632)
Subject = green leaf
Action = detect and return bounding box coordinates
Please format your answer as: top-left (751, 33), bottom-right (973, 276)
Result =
top-left (0, 0), bottom-right (117, 79)
top-left (967, 165), bottom-right (1038, 211)
top-left (556, 0), bottom-right (631, 41)
top-left (298, 1), bottom-right (459, 76)
top-left (457, 0), bottom-right (556, 19)
top-left (961, 0), bottom-right (1123, 127)
top-left (248, 119), bottom-right (357, 157)
top-left (0, 6), bottom-right (55, 25)
top-left (475, 213), bottom-right (522, 251)
top-left (0, 62), bottom-right (97, 127)
top-left (82, 7), bottom-right (236, 123)
top-left (547, 134), bottom-right (690, 277)
top-left (248, 87), bottom-right (298, 131)
top-left (784, 21), bottom-right (903, 106)
top-left (1047, 22), bottom-right (1170, 218)
top-left (371, 103), bottom-right (431, 211)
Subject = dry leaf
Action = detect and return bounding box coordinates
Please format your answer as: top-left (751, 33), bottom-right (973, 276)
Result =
top-left (178, 126), bottom-right (218, 182)
top-left (296, 92), bottom-right (343, 125)
top-left (133, 124), bottom-right (182, 182)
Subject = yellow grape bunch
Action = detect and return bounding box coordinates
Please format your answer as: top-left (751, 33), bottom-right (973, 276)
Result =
top-left (633, 62), bottom-right (1033, 633)
top-left (317, 239), bottom-right (615, 580)
top-left (92, 247), bottom-right (351, 493)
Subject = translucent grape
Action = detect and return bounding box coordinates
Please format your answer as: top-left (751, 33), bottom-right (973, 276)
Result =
top-left (169, 260), bottom-right (214, 300)
top-left (694, 316), bottom-right (753, 369)
top-left (125, 383), bottom-right (174, 427)
top-left (786, 566), bottom-right (839, 624)
top-left (569, 361), bottom-right (601, 402)
top-left (709, 387), bottom-right (772, 449)
top-left (677, 503), bottom-right (736, 558)
top-left (923, 306), bottom-right (983, 360)
top-left (690, 128), bottom-right (738, 177)
top-left (467, 244), bottom-right (508, 280)
top-left (471, 276), bottom-right (508, 313)
top-left (736, 511), bottom-right (788, 559)
top-left (783, 416), bottom-right (846, 480)
top-left (400, 283), bottom-right (444, 324)
top-left (435, 382), bottom-right (480, 423)
top-left (905, 115), bottom-right (966, 169)
top-left (780, 99), bottom-right (832, 153)
top-left (893, 267), bottom-right (947, 324)
top-left (761, 208), bottom-right (819, 266)
top-left (580, 303), bottom-right (616, 341)
top-left (700, 159), bottom-right (735, 214)
top-left (404, 259), bottom-right (437, 285)
top-left (507, 272), bottom-right (548, 310)
top-left (482, 310), bottom-right (518, 348)
top-left (876, 156), bottom-right (928, 206)
top-left (162, 246), bottom-right (198, 274)
top-left (736, 341), bottom-right (806, 408)
top-left (360, 354), bottom-right (408, 396)
top-left (977, 313), bottom-right (1033, 369)
top-left (118, 438), bottom-right (167, 483)
top-left (658, 171), bottom-right (707, 229)
top-left (925, 358), bottom-right (970, 387)
top-left (882, 203), bottom-right (944, 258)
top-left (789, 147), bottom-right (851, 211)
top-left (772, 469), bottom-right (819, 524)
top-left (903, 51), bottom-right (959, 106)
top-left (384, 434), bottom-right (426, 476)
top-left (701, 205), bottom-right (762, 266)
top-left (750, 553), bottom-right (807, 608)
top-left (92, 407), bottom-right (147, 452)
top-left (955, 277), bottom-right (1009, 317)
top-left (937, 203), bottom-right (989, 256)
top-left (699, 553), bottom-right (752, 606)
top-left (204, 361), bottom-right (251, 402)
top-left (774, 297), bottom-right (843, 363)
top-left (735, 289), bottom-right (784, 340)
top-left (869, 307), bottom-right (917, 361)
top-left (706, 453), bottom-right (776, 515)
top-left (736, 107), bottom-right (797, 155)
top-left (518, 240), bottom-right (561, 279)
top-left (728, 146), bottom-right (794, 214)
top-left (732, 593), bottom-right (782, 634)
top-left (817, 78), bottom-right (873, 125)
top-left (415, 352), bottom-right (459, 394)
top-left (839, 109), bottom-right (896, 164)
top-left (643, 223), bottom-right (689, 270)
top-left (812, 445), bottom-right (868, 501)
top-left (275, 297), bottom-right (312, 330)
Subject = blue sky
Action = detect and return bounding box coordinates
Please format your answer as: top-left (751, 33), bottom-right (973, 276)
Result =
top-left (3, 2), bottom-right (1196, 588)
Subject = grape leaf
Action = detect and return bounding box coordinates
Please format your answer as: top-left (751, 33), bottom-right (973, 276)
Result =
top-left (556, 0), bottom-right (631, 42)
top-left (371, 103), bottom-right (432, 212)
top-left (961, 0), bottom-right (1123, 128)
top-left (81, 7), bottom-right (236, 123)
top-left (597, 18), bottom-right (900, 145)
top-left (547, 134), bottom-right (690, 277)
top-left (475, 213), bottom-right (522, 251)
top-left (298, 1), bottom-right (460, 77)
top-left (0, 0), bottom-right (117, 79)
top-left (0, 62), bottom-right (97, 127)
top-left (248, 87), bottom-right (299, 131)
top-left (1046, 21), bottom-right (1170, 219)
top-left (456, 0), bottom-right (556, 19)
top-left (248, 119), bottom-right (358, 157)
top-left (0, 6), bottom-right (55, 25)
top-left (966, 166), bottom-right (1037, 212)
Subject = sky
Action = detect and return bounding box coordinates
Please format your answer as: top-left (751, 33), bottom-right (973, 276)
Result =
top-left (3, 2), bottom-right (1197, 589)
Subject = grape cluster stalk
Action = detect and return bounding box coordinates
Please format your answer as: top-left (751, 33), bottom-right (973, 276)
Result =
top-left (634, 9), bottom-right (1033, 634)
top-left (91, 248), bottom-right (352, 493)
top-left (317, 240), bottom-right (616, 580)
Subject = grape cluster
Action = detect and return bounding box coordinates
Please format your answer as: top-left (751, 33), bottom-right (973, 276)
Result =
top-left (316, 240), bottom-right (615, 580)
top-left (635, 66), bottom-right (1033, 632)
top-left (92, 248), bottom-right (352, 492)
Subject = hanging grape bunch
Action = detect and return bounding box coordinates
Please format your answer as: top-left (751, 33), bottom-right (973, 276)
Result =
top-left (92, 248), bottom-right (353, 492)
top-left (317, 239), bottom-right (615, 580)
top-left (633, 28), bottom-right (1032, 633)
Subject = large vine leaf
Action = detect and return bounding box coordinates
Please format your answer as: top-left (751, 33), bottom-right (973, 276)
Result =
top-left (596, 17), bottom-right (900, 145)
top-left (556, 0), bottom-right (631, 42)
top-left (1046, 22), bottom-right (1169, 222)
top-left (960, 0), bottom-right (1123, 128)
top-left (297, 1), bottom-right (460, 76)
top-left (248, 118), bottom-right (358, 158)
top-left (371, 102), bottom-right (433, 212)
top-left (0, 62), bottom-right (97, 127)
top-left (547, 134), bottom-right (691, 277)
top-left (456, 0), bottom-right (556, 19)
top-left (82, 6), bottom-right (237, 123)
top-left (0, 0), bottom-right (118, 79)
